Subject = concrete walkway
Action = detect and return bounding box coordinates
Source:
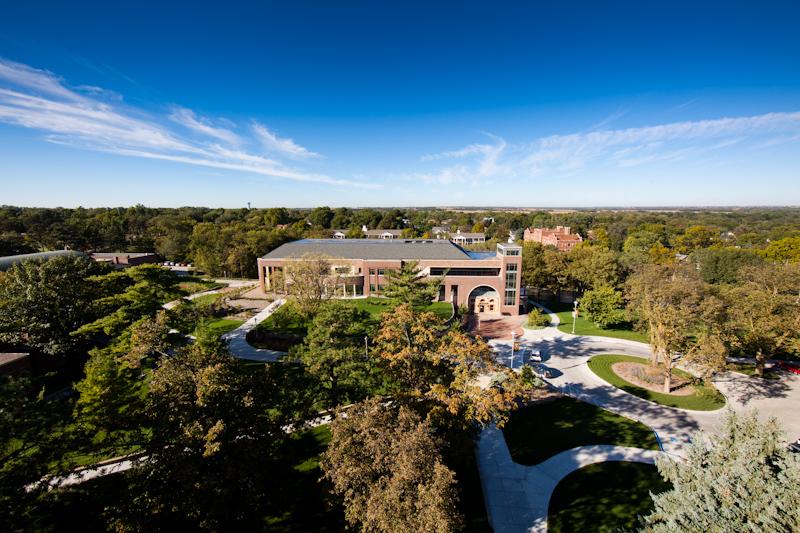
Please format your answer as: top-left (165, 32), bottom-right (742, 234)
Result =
top-left (477, 424), bottom-right (662, 533)
top-left (477, 305), bottom-right (800, 532)
top-left (222, 298), bottom-right (288, 362)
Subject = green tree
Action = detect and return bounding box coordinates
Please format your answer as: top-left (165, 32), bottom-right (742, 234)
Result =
top-left (674, 225), bottom-right (718, 253)
top-left (284, 253), bottom-right (336, 319)
top-left (374, 304), bottom-right (523, 428)
top-left (521, 242), bottom-right (551, 290)
top-left (292, 302), bottom-right (377, 407)
top-left (641, 411), bottom-right (800, 532)
top-left (308, 206), bottom-right (334, 228)
top-left (626, 265), bottom-right (725, 392)
top-left (75, 264), bottom-right (180, 338)
top-left (692, 247), bottom-right (764, 284)
top-left (722, 263), bottom-right (800, 376)
top-left (321, 399), bottom-right (462, 533)
top-left (381, 260), bottom-right (441, 307)
top-left (759, 236), bottom-right (800, 263)
top-left (580, 286), bottom-right (627, 328)
top-left (113, 335), bottom-right (300, 531)
top-left (0, 377), bottom-right (68, 529)
top-left (566, 243), bottom-right (622, 292)
top-left (0, 255), bottom-right (105, 355)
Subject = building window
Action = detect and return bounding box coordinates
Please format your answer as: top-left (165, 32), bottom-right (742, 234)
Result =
top-left (369, 283), bottom-right (376, 291)
top-left (506, 249), bottom-right (520, 256)
top-left (377, 268), bottom-right (386, 276)
top-left (334, 266), bottom-right (350, 274)
top-left (369, 268), bottom-right (376, 275)
top-left (504, 264), bottom-right (518, 305)
top-left (429, 267), bottom-right (499, 277)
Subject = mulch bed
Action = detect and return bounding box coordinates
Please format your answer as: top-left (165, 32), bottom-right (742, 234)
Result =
top-left (612, 361), bottom-right (695, 396)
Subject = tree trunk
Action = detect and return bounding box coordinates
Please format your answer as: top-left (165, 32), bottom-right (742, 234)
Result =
top-left (663, 367), bottom-right (672, 393)
top-left (755, 349), bottom-right (765, 377)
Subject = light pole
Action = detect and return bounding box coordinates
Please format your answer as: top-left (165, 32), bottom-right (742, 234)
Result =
top-left (572, 298), bottom-right (580, 335)
top-left (510, 331), bottom-right (517, 369)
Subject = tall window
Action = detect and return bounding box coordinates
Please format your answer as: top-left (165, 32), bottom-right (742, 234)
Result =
top-left (504, 263), bottom-right (518, 305)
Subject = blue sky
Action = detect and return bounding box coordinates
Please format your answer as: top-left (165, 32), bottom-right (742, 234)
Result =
top-left (0, 1), bottom-right (799, 207)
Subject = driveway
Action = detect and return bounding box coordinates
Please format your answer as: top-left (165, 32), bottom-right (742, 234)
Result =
top-left (477, 314), bottom-right (800, 532)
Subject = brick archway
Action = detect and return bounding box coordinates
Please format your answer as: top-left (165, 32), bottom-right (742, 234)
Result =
top-left (468, 285), bottom-right (500, 314)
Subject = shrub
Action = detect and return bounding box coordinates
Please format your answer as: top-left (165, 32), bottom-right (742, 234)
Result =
top-left (527, 310), bottom-right (550, 328)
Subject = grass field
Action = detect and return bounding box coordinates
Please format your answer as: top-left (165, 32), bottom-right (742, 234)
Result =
top-left (588, 354), bottom-right (726, 411)
top-left (540, 300), bottom-right (649, 343)
top-left (502, 397), bottom-right (659, 466)
top-left (196, 317), bottom-right (245, 338)
top-left (548, 461), bottom-right (671, 533)
top-left (190, 291), bottom-right (226, 307)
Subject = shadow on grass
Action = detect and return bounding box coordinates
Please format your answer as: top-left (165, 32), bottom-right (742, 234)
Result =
top-left (547, 461), bottom-right (671, 533)
top-left (502, 397), bottom-right (660, 466)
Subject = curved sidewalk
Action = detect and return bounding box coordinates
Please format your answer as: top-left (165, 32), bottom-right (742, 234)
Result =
top-left (222, 298), bottom-right (287, 362)
top-left (476, 424), bottom-right (662, 533)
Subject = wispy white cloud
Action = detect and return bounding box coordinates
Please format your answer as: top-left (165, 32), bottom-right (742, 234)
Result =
top-left (168, 106), bottom-right (240, 145)
top-left (0, 57), bottom-right (364, 187)
top-left (417, 111), bottom-right (800, 184)
top-left (252, 122), bottom-right (320, 159)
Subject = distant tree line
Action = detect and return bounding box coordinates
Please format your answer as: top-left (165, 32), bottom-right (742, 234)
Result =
top-left (2, 205), bottom-right (798, 277)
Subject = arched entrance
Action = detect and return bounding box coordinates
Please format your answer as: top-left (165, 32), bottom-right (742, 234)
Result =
top-left (468, 285), bottom-right (500, 315)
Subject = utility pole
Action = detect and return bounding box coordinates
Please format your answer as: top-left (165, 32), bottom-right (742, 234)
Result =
top-left (572, 298), bottom-right (580, 335)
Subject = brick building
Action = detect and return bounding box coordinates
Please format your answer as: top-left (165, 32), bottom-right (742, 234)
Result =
top-left (523, 226), bottom-right (583, 251)
top-left (257, 239), bottom-right (522, 315)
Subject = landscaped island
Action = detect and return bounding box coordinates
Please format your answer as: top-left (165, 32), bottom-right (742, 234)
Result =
top-left (588, 354), bottom-right (725, 411)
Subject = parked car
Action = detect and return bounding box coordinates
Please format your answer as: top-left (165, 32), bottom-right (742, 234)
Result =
top-left (776, 361), bottom-right (800, 375)
top-left (529, 350), bottom-right (543, 363)
top-left (789, 438), bottom-right (800, 453)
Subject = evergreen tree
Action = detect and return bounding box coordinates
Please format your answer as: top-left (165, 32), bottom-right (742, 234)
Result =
top-left (641, 411), bottom-right (800, 532)
top-left (381, 260), bottom-right (440, 307)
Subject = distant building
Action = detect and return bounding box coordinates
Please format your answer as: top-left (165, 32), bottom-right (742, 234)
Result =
top-left (257, 239), bottom-right (522, 315)
top-left (362, 225), bottom-right (404, 240)
top-left (90, 252), bottom-right (160, 267)
top-left (450, 229), bottom-right (486, 245)
top-left (431, 226), bottom-right (449, 238)
top-left (430, 227), bottom-right (485, 245)
top-left (0, 250), bottom-right (85, 272)
top-left (524, 226), bottom-right (583, 252)
top-left (330, 229), bottom-right (348, 239)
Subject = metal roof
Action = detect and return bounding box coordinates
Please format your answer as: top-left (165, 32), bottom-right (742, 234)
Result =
top-left (0, 250), bottom-right (86, 272)
top-left (262, 239), bottom-right (481, 261)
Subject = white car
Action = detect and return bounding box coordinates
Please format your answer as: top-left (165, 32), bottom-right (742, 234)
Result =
top-left (529, 350), bottom-right (542, 362)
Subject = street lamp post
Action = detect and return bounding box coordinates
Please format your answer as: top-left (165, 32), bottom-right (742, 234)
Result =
top-left (510, 331), bottom-right (517, 369)
top-left (572, 298), bottom-right (580, 335)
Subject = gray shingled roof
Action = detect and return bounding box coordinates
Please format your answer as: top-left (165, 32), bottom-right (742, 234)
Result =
top-left (263, 239), bottom-right (475, 260)
top-left (0, 250), bottom-right (86, 272)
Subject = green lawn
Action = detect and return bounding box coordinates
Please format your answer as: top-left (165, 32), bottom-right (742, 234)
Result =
top-left (539, 300), bottom-right (649, 342)
top-left (548, 461), bottom-right (671, 533)
top-left (196, 317), bottom-right (245, 338)
top-left (502, 397), bottom-right (659, 465)
top-left (588, 354), bottom-right (726, 411)
top-left (190, 291), bottom-right (226, 307)
top-left (178, 277), bottom-right (224, 295)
